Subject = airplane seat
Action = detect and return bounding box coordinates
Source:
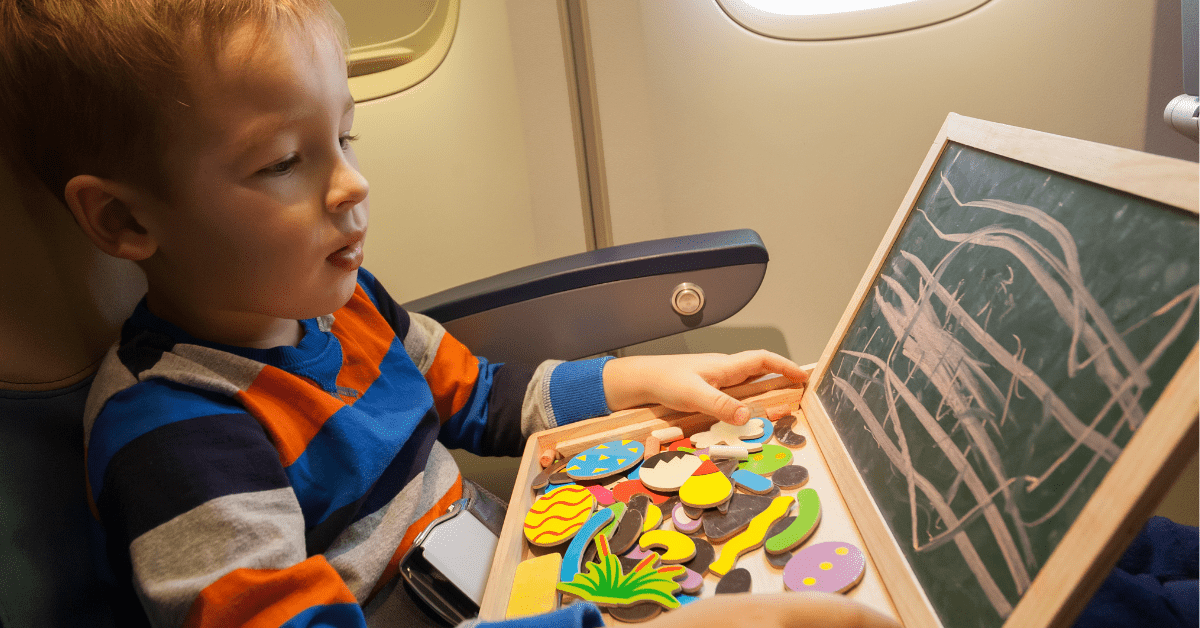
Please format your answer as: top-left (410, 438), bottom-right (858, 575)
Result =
top-left (0, 153), bottom-right (770, 627)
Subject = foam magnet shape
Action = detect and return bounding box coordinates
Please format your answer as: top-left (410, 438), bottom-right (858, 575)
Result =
top-left (638, 529), bottom-right (697, 564)
top-left (731, 469), bottom-right (774, 494)
top-left (783, 542), bottom-right (866, 594)
top-left (738, 444), bottom-right (793, 475)
top-left (608, 507), bottom-right (644, 555)
top-left (765, 487), bottom-right (822, 554)
top-left (672, 565), bottom-right (704, 594)
top-left (639, 451), bottom-right (703, 492)
top-left (707, 495), bottom-right (794, 576)
top-left (531, 458), bottom-right (570, 491)
top-left (564, 439), bottom-right (645, 481)
top-left (771, 465), bottom-right (809, 490)
top-left (506, 553), bottom-right (562, 618)
top-left (524, 485), bottom-right (595, 546)
top-left (690, 419), bottom-right (766, 451)
top-left (678, 459), bottom-right (734, 509)
top-left (608, 602), bottom-right (662, 623)
top-left (586, 484), bottom-right (616, 506)
top-left (612, 479), bottom-right (670, 505)
top-left (773, 415), bottom-right (807, 448)
top-left (560, 507), bottom-right (615, 583)
top-left (559, 535), bottom-right (683, 610)
top-left (643, 503), bottom-right (663, 531)
top-left (701, 492), bottom-right (775, 542)
top-left (683, 538), bottom-right (716, 575)
top-left (714, 567), bottom-right (752, 595)
top-left (671, 501), bottom-right (702, 534)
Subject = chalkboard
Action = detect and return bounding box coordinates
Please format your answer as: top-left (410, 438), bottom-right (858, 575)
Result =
top-left (807, 116), bottom-right (1198, 628)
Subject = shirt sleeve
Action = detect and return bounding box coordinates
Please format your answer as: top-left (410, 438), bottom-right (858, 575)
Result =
top-left (354, 268), bottom-right (614, 457)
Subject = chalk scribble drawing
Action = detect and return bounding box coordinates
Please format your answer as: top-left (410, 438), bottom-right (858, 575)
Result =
top-left (818, 146), bottom-right (1198, 625)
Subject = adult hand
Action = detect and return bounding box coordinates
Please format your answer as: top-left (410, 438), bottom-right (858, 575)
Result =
top-left (602, 350), bottom-right (807, 425)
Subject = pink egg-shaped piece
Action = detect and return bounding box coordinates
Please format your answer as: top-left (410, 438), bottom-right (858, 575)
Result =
top-left (782, 541), bottom-right (866, 594)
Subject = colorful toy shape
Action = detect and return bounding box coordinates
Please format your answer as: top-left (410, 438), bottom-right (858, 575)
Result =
top-left (639, 451), bottom-right (703, 492)
top-left (701, 492), bottom-right (775, 542)
top-left (560, 507), bottom-right (615, 583)
top-left (738, 444), bottom-right (793, 475)
top-left (612, 479), bottom-right (671, 505)
top-left (564, 439), bottom-right (645, 480)
top-left (714, 567), bottom-right (752, 595)
top-left (524, 485), bottom-right (595, 546)
top-left (531, 458), bottom-right (570, 490)
top-left (586, 484), bottom-right (616, 506)
top-left (607, 506), bottom-right (644, 555)
top-left (638, 529), bottom-right (697, 564)
top-left (643, 503), bottom-right (663, 531)
top-left (506, 553), bottom-right (562, 618)
top-left (771, 464), bottom-right (809, 489)
top-left (765, 488), bottom-right (822, 554)
top-left (782, 542), bottom-right (866, 594)
top-left (773, 415), bottom-right (808, 448)
top-left (558, 535), bottom-right (683, 609)
top-left (678, 459), bottom-right (734, 509)
top-left (683, 538), bottom-right (716, 575)
top-left (690, 419), bottom-right (766, 452)
top-left (671, 501), bottom-right (702, 534)
top-left (764, 516), bottom-right (796, 568)
top-left (708, 495), bottom-right (794, 576)
top-left (731, 469), bottom-right (774, 494)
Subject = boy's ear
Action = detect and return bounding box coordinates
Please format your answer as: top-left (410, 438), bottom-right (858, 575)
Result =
top-left (63, 174), bottom-right (158, 261)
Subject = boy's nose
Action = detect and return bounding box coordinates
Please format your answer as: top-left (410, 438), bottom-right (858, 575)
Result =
top-left (328, 155), bottom-right (369, 212)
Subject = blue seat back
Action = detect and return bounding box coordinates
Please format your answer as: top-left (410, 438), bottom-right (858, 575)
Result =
top-left (0, 380), bottom-right (115, 628)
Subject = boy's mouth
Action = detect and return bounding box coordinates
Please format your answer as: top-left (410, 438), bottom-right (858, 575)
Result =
top-left (328, 234), bottom-right (365, 271)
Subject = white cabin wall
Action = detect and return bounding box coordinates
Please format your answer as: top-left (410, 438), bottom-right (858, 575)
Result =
top-left (351, 0), bottom-right (587, 304)
top-left (585, 0), bottom-right (1165, 364)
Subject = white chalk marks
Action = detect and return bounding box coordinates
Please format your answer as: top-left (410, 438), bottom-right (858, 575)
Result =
top-left (818, 150), bottom-right (1198, 625)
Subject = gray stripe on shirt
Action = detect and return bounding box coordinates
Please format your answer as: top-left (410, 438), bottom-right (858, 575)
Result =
top-left (128, 487), bottom-right (306, 628)
top-left (325, 442), bottom-right (460, 600)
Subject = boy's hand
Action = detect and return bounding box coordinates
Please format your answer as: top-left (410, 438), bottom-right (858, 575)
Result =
top-left (639, 592), bottom-right (901, 628)
top-left (602, 350), bottom-right (807, 425)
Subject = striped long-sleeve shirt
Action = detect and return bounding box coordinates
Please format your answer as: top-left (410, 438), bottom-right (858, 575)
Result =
top-left (82, 268), bottom-right (608, 628)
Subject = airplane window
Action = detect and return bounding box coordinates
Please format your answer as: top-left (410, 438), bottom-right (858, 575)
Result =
top-left (715, 0), bottom-right (990, 40)
top-left (331, 0), bottom-right (461, 102)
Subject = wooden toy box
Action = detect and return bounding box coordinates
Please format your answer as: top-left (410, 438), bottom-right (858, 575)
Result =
top-left (478, 114), bottom-right (1200, 627)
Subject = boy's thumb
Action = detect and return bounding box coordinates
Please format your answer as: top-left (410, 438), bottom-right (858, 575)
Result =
top-left (708, 391), bottom-right (749, 425)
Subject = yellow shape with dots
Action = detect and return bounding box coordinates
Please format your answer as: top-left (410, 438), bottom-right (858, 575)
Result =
top-left (836, 547), bottom-right (849, 555)
top-left (803, 577), bottom-right (816, 586)
top-left (820, 562), bottom-right (832, 570)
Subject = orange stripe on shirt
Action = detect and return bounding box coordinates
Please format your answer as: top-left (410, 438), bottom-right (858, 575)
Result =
top-left (366, 475), bottom-right (463, 603)
top-left (182, 555), bottom-right (358, 628)
top-left (238, 365), bottom-right (344, 467)
top-left (330, 286), bottom-right (393, 400)
top-left (424, 332), bottom-right (479, 423)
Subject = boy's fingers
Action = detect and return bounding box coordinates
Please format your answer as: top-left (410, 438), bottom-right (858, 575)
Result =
top-left (727, 350), bottom-right (807, 384)
top-left (704, 388), bottom-right (749, 425)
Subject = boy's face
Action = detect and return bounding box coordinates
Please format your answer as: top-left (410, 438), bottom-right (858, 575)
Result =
top-left (136, 23), bottom-right (368, 341)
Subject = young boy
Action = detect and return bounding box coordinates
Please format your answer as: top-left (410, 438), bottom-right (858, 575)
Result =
top-left (0, 1), bottom-right (898, 627)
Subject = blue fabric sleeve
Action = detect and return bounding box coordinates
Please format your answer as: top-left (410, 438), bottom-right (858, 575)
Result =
top-left (475, 603), bottom-right (605, 628)
top-left (548, 356), bottom-right (614, 427)
top-left (1072, 516), bottom-right (1198, 628)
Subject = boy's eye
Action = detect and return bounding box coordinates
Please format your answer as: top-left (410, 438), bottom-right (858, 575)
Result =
top-left (259, 155), bottom-right (299, 176)
top-left (339, 133), bottom-right (360, 151)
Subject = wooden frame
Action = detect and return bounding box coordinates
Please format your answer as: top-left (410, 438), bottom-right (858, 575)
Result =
top-left (479, 114), bottom-right (1199, 626)
top-left (804, 113), bottom-right (1199, 627)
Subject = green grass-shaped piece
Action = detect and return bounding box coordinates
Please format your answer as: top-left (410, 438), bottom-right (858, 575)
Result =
top-left (557, 535), bottom-right (683, 609)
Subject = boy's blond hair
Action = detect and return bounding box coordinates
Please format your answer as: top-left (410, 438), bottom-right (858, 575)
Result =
top-left (0, 0), bottom-right (347, 204)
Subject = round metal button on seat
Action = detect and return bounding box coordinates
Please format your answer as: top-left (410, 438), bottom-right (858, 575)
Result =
top-left (671, 282), bottom-right (705, 316)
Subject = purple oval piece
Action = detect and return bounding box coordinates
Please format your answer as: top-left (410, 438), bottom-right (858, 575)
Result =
top-left (672, 501), bottom-right (703, 534)
top-left (783, 541), bottom-right (866, 593)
